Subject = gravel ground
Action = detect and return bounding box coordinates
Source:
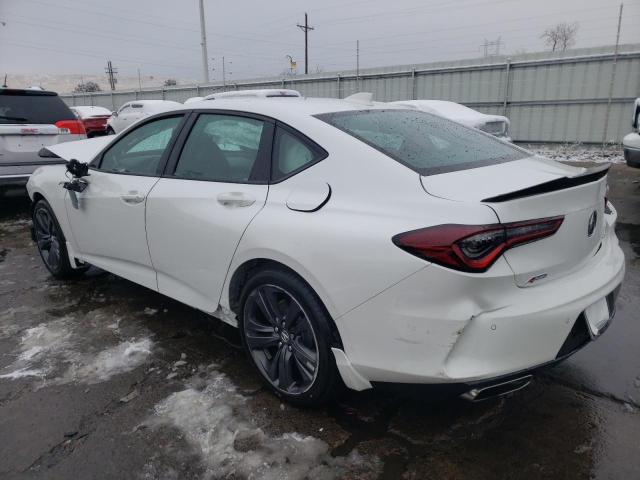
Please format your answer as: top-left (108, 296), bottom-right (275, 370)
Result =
top-left (0, 153), bottom-right (639, 479)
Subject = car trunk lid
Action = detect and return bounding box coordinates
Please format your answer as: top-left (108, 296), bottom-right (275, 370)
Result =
top-left (421, 157), bottom-right (609, 286)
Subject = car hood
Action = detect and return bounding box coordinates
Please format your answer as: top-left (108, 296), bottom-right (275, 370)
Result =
top-left (42, 135), bottom-right (113, 163)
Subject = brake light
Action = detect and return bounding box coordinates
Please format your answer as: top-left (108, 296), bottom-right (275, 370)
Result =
top-left (55, 120), bottom-right (86, 135)
top-left (393, 216), bottom-right (564, 273)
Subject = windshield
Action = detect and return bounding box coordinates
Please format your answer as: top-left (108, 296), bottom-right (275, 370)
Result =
top-left (0, 91), bottom-right (75, 125)
top-left (316, 109), bottom-right (529, 175)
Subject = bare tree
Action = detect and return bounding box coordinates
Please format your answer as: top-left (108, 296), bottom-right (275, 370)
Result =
top-left (541, 22), bottom-right (579, 52)
top-left (73, 81), bottom-right (101, 93)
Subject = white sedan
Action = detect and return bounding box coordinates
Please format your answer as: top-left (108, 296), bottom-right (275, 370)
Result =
top-left (106, 99), bottom-right (182, 134)
top-left (26, 96), bottom-right (624, 406)
top-left (391, 99), bottom-right (512, 141)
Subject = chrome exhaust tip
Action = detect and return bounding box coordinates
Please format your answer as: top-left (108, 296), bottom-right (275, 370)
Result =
top-left (461, 375), bottom-right (533, 402)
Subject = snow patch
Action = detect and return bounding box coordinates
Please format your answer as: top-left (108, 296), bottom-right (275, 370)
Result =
top-left (61, 338), bottom-right (153, 384)
top-left (0, 315), bottom-right (154, 385)
top-left (149, 367), bottom-right (379, 479)
top-left (531, 146), bottom-right (624, 164)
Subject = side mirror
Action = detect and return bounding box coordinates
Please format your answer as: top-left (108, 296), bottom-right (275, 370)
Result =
top-left (112, 111), bottom-right (118, 118)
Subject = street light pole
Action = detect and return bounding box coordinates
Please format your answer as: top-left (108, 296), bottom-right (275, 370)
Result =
top-left (199, 0), bottom-right (210, 83)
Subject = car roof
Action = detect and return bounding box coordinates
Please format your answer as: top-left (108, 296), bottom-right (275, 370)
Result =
top-left (0, 88), bottom-right (59, 96)
top-left (182, 96), bottom-right (397, 122)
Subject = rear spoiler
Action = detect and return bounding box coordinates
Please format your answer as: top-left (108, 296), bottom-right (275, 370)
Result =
top-left (482, 164), bottom-right (610, 203)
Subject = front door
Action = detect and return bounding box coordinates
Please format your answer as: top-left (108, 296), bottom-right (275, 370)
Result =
top-left (146, 113), bottom-right (272, 312)
top-left (65, 114), bottom-right (184, 290)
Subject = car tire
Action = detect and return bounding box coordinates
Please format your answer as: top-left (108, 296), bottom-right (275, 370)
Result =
top-left (238, 267), bottom-right (342, 407)
top-left (32, 199), bottom-right (87, 279)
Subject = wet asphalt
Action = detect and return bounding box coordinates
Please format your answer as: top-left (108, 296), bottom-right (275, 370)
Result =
top-left (0, 161), bottom-right (639, 480)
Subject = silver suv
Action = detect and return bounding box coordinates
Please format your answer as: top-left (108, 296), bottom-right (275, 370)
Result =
top-left (0, 88), bottom-right (86, 194)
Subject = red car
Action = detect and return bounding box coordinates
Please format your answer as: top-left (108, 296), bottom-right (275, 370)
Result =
top-left (70, 106), bottom-right (112, 137)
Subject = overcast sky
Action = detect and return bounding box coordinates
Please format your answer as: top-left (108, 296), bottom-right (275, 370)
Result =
top-left (1, 0), bottom-right (639, 82)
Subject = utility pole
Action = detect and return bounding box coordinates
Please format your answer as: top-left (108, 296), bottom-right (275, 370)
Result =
top-left (480, 37), bottom-right (504, 57)
top-left (199, 0), bottom-right (210, 83)
top-left (356, 40), bottom-right (360, 91)
top-left (137, 68), bottom-right (142, 91)
top-left (602, 3), bottom-right (624, 147)
top-left (222, 56), bottom-right (226, 86)
top-left (104, 60), bottom-right (118, 90)
top-left (297, 13), bottom-right (314, 74)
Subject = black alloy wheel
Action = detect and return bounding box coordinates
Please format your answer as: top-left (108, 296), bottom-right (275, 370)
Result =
top-left (239, 268), bottom-right (341, 406)
top-left (33, 199), bottom-right (86, 279)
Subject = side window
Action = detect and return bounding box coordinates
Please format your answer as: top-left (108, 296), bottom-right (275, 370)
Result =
top-left (117, 104), bottom-right (130, 114)
top-left (271, 127), bottom-right (325, 182)
top-left (100, 116), bottom-right (182, 175)
top-left (174, 114), bottom-right (265, 182)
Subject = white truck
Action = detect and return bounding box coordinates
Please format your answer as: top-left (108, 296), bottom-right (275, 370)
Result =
top-left (623, 98), bottom-right (640, 167)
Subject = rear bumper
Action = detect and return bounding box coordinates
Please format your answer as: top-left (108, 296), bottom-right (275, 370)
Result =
top-left (336, 216), bottom-right (624, 387)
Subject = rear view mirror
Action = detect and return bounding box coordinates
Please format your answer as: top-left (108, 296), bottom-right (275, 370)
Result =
top-left (112, 112), bottom-right (118, 118)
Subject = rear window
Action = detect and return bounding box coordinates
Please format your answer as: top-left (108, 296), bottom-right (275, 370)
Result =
top-left (316, 109), bottom-right (528, 175)
top-left (0, 91), bottom-right (75, 125)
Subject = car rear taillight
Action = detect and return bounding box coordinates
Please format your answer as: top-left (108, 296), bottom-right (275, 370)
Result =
top-left (393, 216), bottom-right (564, 273)
top-left (55, 120), bottom-right (86, 135)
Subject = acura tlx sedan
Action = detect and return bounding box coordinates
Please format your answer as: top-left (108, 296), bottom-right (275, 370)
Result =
top-left (26, 96), bottom-right (624, 406)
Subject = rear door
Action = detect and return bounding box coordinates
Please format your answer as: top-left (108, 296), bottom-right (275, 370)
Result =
top-left (65, 114), bottom-right (186, 290)
top-left (146, 112), bottom-right (272, 312)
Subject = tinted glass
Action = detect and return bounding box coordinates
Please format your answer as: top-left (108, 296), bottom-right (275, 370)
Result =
top-left (174, 114), bottom-right (264, 182)
top-left (100, 116), bottom-right (182, 175)
top-left (0, 91), bottom-right (75, 125)
top-left (272, 128), bottom-right (319, 181)
top-left (316, 109), bottom-right (529, 175)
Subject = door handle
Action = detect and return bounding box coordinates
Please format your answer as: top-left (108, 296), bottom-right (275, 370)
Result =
top-left (120, 192), bottom-right (146, 204)
top-left (217, 192), bottom-right (255, 208)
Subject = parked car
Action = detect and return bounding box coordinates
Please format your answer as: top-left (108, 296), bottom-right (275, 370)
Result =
top-left (106, 100), bottom-right (182, 134)
top-left (623, 98), bottom-right (640, 167)
top-left (0, 88), bottom-right (85, 194)
top-left (391, 99), bottom-right (512, 141)
top-left (184, 96), bottom-right (204, 104)
top-left (70, 106), bottom-right (112, 138)
top-left (204, 89), bottom-right (301, 100)
top-left (28, 97), bottom-right (623, 406)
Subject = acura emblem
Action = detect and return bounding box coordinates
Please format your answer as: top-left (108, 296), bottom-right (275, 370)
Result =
top-left (587, 211), bottom-right (597, 237)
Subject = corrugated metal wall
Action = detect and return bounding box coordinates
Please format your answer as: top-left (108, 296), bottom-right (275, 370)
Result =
top-left (62, 44), bottom-right (640, 144)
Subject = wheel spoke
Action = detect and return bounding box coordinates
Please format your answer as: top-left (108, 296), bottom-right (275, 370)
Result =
top-left (48, 241), bottom-right (60, 270)
top-left (37, 236), bottom-right (52, 251)
top-left (277, 348), bottom-right (294, 391)
top-left (291, 338), bottom-right (317, 370)
top-left (35, 210), bottom-right (50, 235)
top-left (282, 299), bottom-right (302, 329)
top-left (266, 347), bottom-right (282, 382)
top-left (256, 288), bottom-right (281, 327)
top-left (246, 331), bottom-right (280, 350)
top-left (293, 354), bottom-right (315, 382)
top-left (246, 315), bottom-right (275, 334)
